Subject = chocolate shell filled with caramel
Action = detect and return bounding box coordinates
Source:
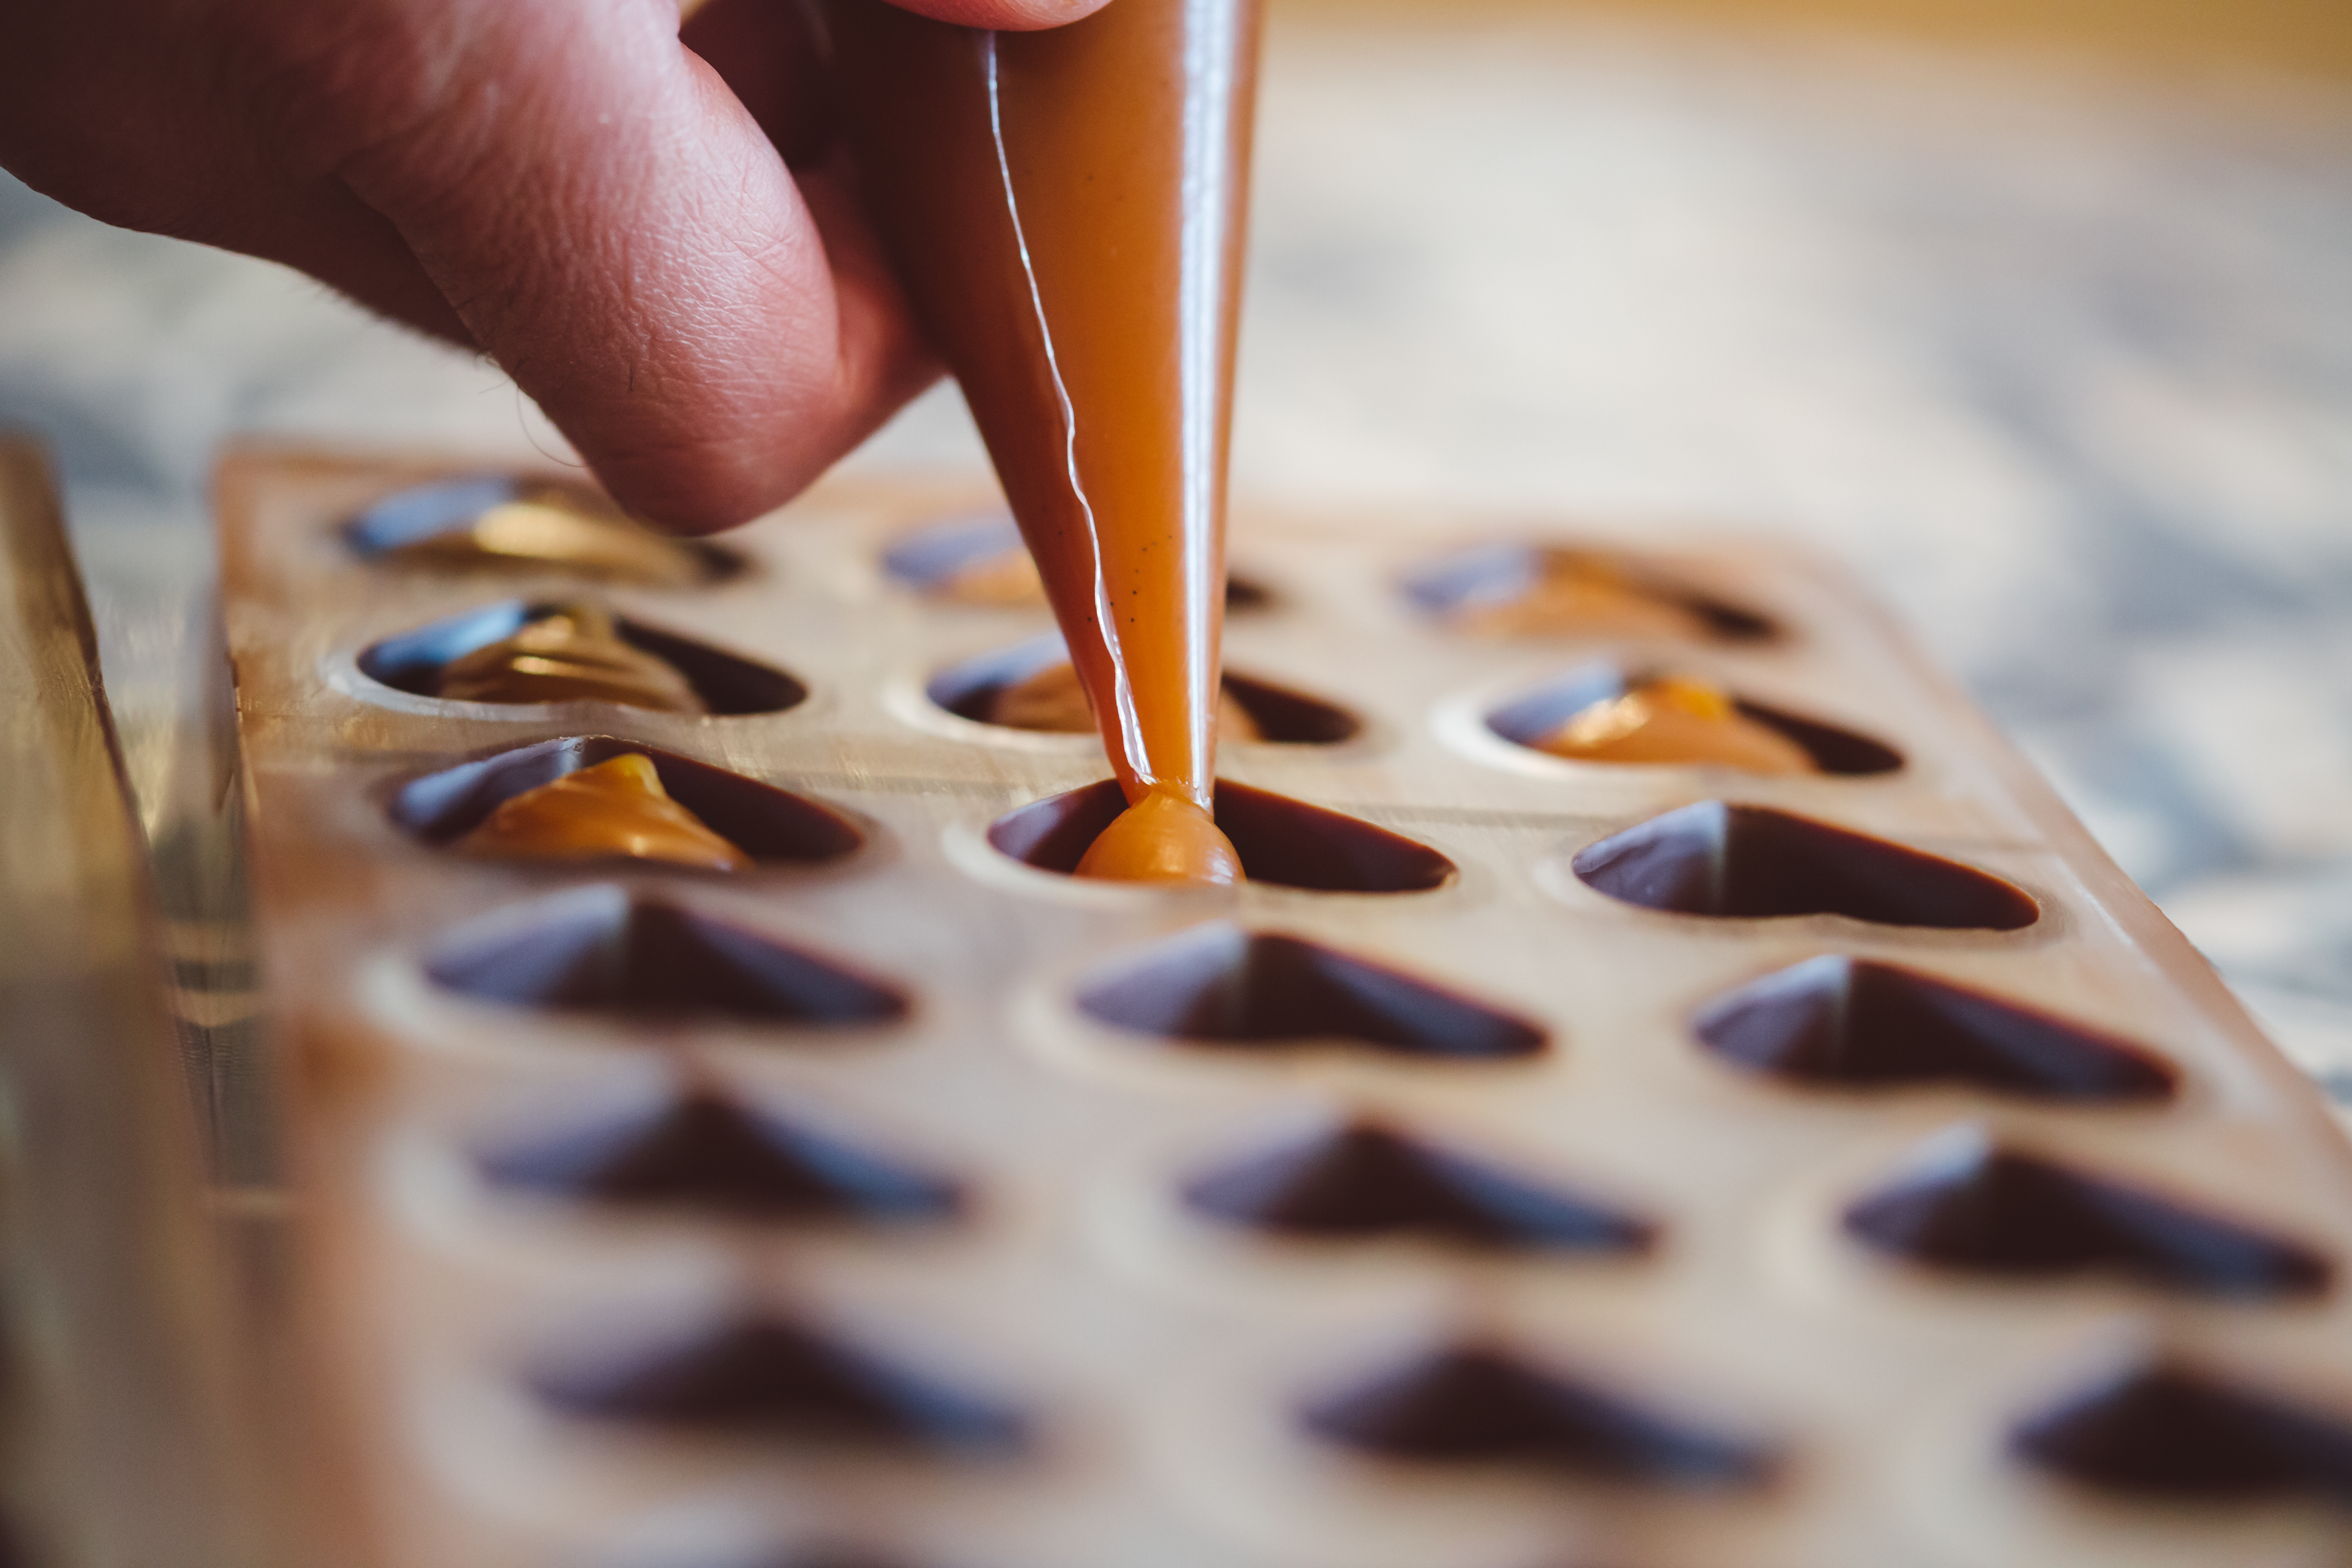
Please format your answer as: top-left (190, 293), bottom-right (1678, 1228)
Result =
top-left (432, 604), bottom-right (705, 713)
top-left (1532, 675), bottom-right (1815, 774)
top-left (346, 475), bottom-right (730, 586)
top-left (1407, 543), bottom-right (1777, 643)
top-left (828, 0), bottom-right (1262, 884)
top-left (457, 754), bottom-right (750, 871)
top-left (1462, 554), bottom-right (1711, 640)
top-left (985, 660), bottom-right (1262, 743)
top-left (1487, 663), bottom-right (1903, 776)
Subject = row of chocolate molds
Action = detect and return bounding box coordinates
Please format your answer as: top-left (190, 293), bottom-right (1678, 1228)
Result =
top-left (301, 467), bottom-right (2031, 846)
top-left (215, 449), bottom-right (2352, 1568)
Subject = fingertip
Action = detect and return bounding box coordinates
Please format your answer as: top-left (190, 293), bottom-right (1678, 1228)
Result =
top-left (579, 339), bottom-right (939, 537)
top-left (584, 437), bottom-right (805, 537)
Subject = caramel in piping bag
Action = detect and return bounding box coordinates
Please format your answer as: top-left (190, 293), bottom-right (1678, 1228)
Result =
top-left (827, 0), bottom-right (1262, 882)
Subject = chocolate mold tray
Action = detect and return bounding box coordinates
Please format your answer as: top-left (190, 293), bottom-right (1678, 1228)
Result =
top-left (216, 445), bottom-right (2352, 1568)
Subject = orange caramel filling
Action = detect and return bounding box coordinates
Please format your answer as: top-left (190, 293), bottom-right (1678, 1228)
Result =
top-left (940, 548), bottom-right (1048, 608)
top-left (457, 755), bottom-right (749, 869)
top-left (830, 0), bottom-right (1261, 884)
top-left (1534, 676), bottom-right (1816, 774)
top-left (397, 491), bottom-right (708, 586)
top-left (1455, 554), bottom-right (1709, 640)
top-left (985, 661), bottom-right (1261, 743)
top-left (1071, 785), bottom-right (1243, 885)
top-left (435, 604), bottom-right (705, 713)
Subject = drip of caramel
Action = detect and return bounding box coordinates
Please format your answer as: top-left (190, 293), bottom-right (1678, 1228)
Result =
top-left (436, 604), bottom-right (706, 713)
top-left (1072, 786), bottom-right (1242, 885)
top-left (1455, 553), bottom-right (1709, 640)
top-left (986, 661), bottom-right (1261, 742)
top-left (829, 0), bottom-right (1260, 885)
top-left (1533, 676), bottom-right (1816, 774)
top-left (457, 754), bottom-right (750, 869)
top-left (399, 490), bottom-right (708, 587)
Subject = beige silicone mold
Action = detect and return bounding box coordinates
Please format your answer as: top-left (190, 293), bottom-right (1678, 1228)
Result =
top-left (214, 453), bottom-right (2352, 1568)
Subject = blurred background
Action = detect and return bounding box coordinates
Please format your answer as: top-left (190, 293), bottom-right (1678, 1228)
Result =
top-left (3, 0), bottom-right (2348, 1129)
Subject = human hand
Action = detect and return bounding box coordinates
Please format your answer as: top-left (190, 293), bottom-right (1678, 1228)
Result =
top-left (0, 0), bottom-right (1108, 531)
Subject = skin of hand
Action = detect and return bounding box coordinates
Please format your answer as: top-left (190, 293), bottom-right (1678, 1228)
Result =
top-left (0, 0), bottom-right (1109, 533)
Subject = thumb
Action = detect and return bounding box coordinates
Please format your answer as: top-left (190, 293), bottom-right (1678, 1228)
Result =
top-left (325, 0), bottom-right (928, 531)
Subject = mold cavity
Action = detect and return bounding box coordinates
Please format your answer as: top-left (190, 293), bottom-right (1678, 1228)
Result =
top-left (1075, 924), bottom-right (1544, 1060)
top-left (1487, 663), bottom-right (1900, 776)
top-left (358, 600), bottom-right (803, 715)
top-left (2011, 1359), bottom-right (2352, 1504)
top-left (713, 1551), bottom-right (927, 1568)
top-left (476, 1089), bottom-right (961, 1223)
top-left (1572, 802), bottom-right (2038, 931)
top-left (927, 635), bottom-right (1359, 744)
top-left (989, 780), bottom-right (1453, 894)
top-left (1403, 543), bottom-right (1775, 643)
top-left (1693, 957), bottom-right (2176, 1102)
top-left (343, 474), bottom-right (741, 585)
top-left (389, 736), bottom-right (861, 866)
top-left (1301, 1341), bottom-right (1773, 1487)
top-left (424, 888), bottom-right (908, 1025)
top-left (882, 511), bottom-right (1270, 610)
top-left (1842, 1128), bottom-right (2330, 1298)
top-left (528, 1313), bottom-right (1027, 1453)
top-left (1182, 1117), bottom-right (1649, 1252)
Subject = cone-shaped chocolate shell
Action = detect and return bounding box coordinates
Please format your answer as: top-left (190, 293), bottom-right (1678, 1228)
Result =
top-left (2012, 1360), bottom-right (2352, 1503)
top-left (1301, 1343), bottom-right (1771, 1487)
top-left (531, 1315), bottom-right (1025, 1453)
top-left (1844, 1131), bottom-right (2329, 1297)
top-left (478, 1091), bottom-right (961, 1223)
top-left (1183, 1119), bottom-right (1649, 1252)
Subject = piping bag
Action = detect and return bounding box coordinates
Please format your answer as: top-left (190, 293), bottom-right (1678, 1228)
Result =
top-left (823, 0), bottom-right (1263, 884)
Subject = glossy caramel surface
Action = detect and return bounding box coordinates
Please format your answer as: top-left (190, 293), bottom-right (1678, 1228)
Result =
top-left (436, 604), bottom-right (705, 712)
top-left (1071, 786), bottom-right (1243, 885)
top-left (1455, 554), bottom-right (1712, 640)
top-left (399, 492), bottom-right (709, 586)
top-left (457, 754), bottom-right (750, 869)
top-left (1533, 675), bottom-right (1817, 773)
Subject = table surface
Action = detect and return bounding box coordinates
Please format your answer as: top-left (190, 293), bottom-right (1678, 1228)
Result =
top-left (2, 8), bottom-right (2347, 1128)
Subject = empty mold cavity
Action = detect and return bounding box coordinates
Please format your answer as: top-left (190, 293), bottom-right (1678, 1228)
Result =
top-left (1402, 543), bottom-right (1776, 642)
top-left (927, 635), bottom-right (1359, 744)
top-left (425, 889), bottom-right (908, 1025)
top-left (1301, 1342), bottom-right (1772, 1487)
top-left (989, 780), bottom-right (1454, 894)
top-left (1572, 802), bottom-right (2038, 930)
top-left (1486, 662), bottom-right (1900, 775)
top-left (529, 1314), bottom-right (1027, 1453)
top-left (2011, 1359), bottom-right (2352, 1504)
top-left (884, 512), bottom-right (1269, 609)
top-left (1075, 924), bottom-right (1545, 1060)
top-left (390, 736), bottom-right (861, 865)
top-left (1842, 1129), bottom-right (2330, 1298)
top-left (342, 474), bottom-right (740, 584)
top-left (358, 600), bottom-right (802, 715)
top-left (1693, 956), bottom-right (2176, 1101)
top-left (476, 1089), bottom-right (961, 1223)
top-left (1183, 1117), bottom-right (1650, 1252)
